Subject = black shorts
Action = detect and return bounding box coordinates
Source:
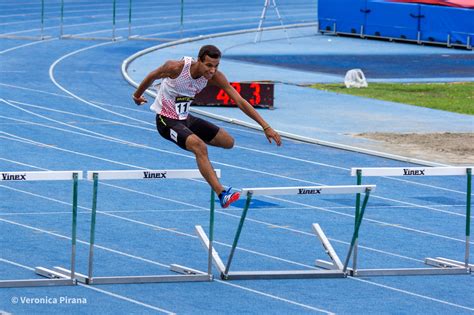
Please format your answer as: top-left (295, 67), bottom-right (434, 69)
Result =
top-left (155, 114), bottom-right (220, 150)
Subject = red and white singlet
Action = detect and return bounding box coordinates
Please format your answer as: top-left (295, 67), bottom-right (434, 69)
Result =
top-left (150, 56), bottom-right (208, 120)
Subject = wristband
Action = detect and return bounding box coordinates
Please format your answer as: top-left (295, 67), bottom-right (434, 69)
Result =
top-left (263, 125), bottom-right (271, 131)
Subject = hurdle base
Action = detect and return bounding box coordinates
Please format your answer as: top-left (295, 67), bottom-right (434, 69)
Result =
top-left (316, 260), bottom-right (470, 276)
top-left (0, 267), bottom-right (76, 288)
top-left (425, 257), bottom-right (473, 271)
top-left (312, 223), bottom-right (344, 270)
top-left (60, 35), bottom-right (122, 41)
top-left (170, 264), bottom-right (213, 279)
top-left (196, 224), bottom-right (346, 281)
top-left (349, 267), bottom-right (470, 277)
top-left (128, 35), bottom-right (178, 42)
top-left (0, 35), bottom-right (52, 40)
top-left (39, 267), bottom-right (89, 284)
top-left (88, 274), bottom-right (210, 284)
top-left (221, 269), bottom-right (346, 280)
top-left (48, 266), bottom-right (211, 284)
top-left (315, 259), bottom-right (341, 270)
top-left (0, 278), bottom-right (75, 288)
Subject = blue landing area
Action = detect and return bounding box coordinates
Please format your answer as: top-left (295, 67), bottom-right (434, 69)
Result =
top-left (224, 53), bottom-right (474, 79)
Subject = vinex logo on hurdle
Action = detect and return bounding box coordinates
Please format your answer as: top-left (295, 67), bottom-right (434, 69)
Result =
top-left (143, 171), bottom-right (167, 179)
top-left (2, 173), bottom-right (27, 181)
top-left (298, 188), bottom-right (322, 194)
top-left (403, 169), bottom-right (425, 175)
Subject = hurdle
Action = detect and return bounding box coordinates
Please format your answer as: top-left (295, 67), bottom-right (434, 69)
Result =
top-left (0, 171), bottom-right (81, 287)
top-left (59, 0), bottom-right (121, 41)
top-left (188, 184), bottom-right (375, 280)
top-left (0, 0), bottom-right (52, 40)
top-left (127, 0), bottom-right (184, 41)
top-left (316, 166), bottom-right (472, 276)
top-left (46, 169), bottom-right (219, 284)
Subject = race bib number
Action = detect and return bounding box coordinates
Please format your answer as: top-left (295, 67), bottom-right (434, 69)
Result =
top-left (175, 96), bottom-right (193, 119)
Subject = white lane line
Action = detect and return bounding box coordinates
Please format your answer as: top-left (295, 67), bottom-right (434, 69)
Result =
top-left (0, 157), bottom-right (49, 170)
top-left (0, 38), bottom-right (57, 54)
top-left (7, 99), bottom-right (153, 130)
top-left (0, 83), bottom-right (73, 99)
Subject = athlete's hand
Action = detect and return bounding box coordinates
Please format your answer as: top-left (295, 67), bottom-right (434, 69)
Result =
top-left (133, 94), bottom-right (148, 106)
top-left (264, 127), bottom-right (282, 146)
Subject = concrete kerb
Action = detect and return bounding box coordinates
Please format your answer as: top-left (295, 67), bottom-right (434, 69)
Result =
top-left (120, 24), bottom-right (448, 168)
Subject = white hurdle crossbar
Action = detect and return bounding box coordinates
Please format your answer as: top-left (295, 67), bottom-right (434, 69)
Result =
top-left (48, 169), bottom-right (220, 284)
top-left (196, 184), bottom-right (375, 280)
top-left (317, 166), bottom-right (472, 277)
top-left (0, 171), bottom-right (82, 287)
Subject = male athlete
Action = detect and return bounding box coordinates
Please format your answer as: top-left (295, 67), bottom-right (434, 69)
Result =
top-left (133, 45), bottom-right (281, 208)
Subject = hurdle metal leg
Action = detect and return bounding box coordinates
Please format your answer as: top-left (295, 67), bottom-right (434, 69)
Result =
top-left (343, 190), bottom-right (371, 273)
top-left (223, 193), bottom-right (254, 277)
top-left (352, 169), bottom-right (362, 271)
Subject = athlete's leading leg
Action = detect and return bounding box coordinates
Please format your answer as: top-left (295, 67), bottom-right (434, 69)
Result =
top-left (186, 134), bottom-right (224, 194)
top-left (185, 133), bottom-right (240, 208)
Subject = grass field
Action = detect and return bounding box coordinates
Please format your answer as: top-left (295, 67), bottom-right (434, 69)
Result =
top-left (310, 82), bottom-right (474, 115)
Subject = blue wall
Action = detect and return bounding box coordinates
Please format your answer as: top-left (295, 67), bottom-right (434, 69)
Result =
top-left (318, 0), bottom-right (474, 48)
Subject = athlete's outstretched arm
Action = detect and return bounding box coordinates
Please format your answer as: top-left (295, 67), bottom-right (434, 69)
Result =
top-left (210, 71), bottom-right (282, 146)
top-left (132, 60), bottom-right (181, 105)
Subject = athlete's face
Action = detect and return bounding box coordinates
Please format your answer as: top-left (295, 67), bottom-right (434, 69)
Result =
top-left (200, 55), bottom-right (220, 79)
